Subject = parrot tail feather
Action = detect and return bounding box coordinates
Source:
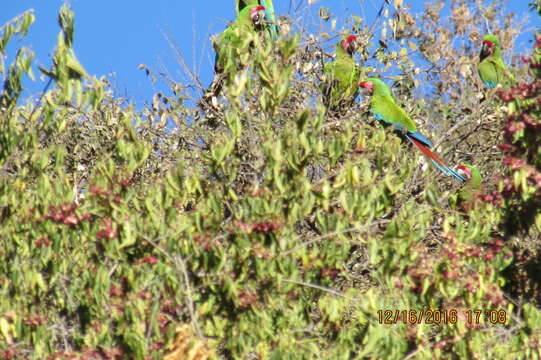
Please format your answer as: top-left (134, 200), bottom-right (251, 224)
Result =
top-left (408, 137), bottom-right (466, 182)
top-left (261, 0), bottom-right (278, 38)
top-left (430, 159), bottom-right (467, 182)
top-left (408, 131), bottom-right (433, 148)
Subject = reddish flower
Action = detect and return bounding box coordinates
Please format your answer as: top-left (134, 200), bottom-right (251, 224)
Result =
top-left (109, 284), bottom-right (123, 297)
top-left (251, 221), bottom-right (282, 234)
top-left (321, 268), bottom-right (339, 280)
top-left (63, 214), bottom-right (80, 226)
top-left (142, 256), bottom-right (157, 265)
top-left (97, 219), bottom-right (117, 240)
top-left (35, 237), bottom-right (52, 247)
top-left (238, 291), bottom-right (258, 308)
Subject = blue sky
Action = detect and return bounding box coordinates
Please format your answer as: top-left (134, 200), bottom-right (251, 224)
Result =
top-left (1, 1), bottom-right (539, 106)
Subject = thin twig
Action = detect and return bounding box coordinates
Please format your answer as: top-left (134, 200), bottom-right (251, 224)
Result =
top-left (160, 28), bottom-right (205, 91)
top-left (281, 278), bottom-right (344, 297)
top-left (28, 77), bottom-right (53, 122)
top-left (280, 220), bottom-right (389, 256)
top-left (137, 231), bottom-right (203, 337)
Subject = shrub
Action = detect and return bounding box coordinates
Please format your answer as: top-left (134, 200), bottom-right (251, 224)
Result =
top-left (0, 1), bottom-right (540, 359)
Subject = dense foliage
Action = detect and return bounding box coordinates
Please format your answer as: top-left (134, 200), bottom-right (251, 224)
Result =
top-left (0, 1), bottom-right (540, 359)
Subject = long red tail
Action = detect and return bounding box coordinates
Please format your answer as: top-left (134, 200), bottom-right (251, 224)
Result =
top-left (408, 136), bottom-right (466, 182)
top-left (409, 137), bottom-right (446, 166)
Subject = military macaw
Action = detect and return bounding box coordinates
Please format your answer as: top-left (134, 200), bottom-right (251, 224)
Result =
top-left (236, 0), bottom-right (278, 39)
top-left (203, 5), bottom-right (267, 102)
top-left (358, 78), bottom-right (466, 182)
top-left (478, 34), bottom-right (514, 88)
top-left (451, 163), bottom-right (482, 210)
top-left (321, 34), bottom-right (360, 111)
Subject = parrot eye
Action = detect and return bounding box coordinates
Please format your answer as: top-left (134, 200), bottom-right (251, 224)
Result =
top-left (250, 6), bottom-right (266, 23)
top-left (481, 40), bottom-right (495, 55)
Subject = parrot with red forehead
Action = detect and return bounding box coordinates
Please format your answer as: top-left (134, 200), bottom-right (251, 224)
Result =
top-left (358, 78), bottom-right (466, 182)
top-left (478, 34), bottom-right (514, 88)
top-left (203, 5), bottom-right (268, 102)
top-left (236, 0), bottom-right (278, 39)
top-left (451, 164), bottom-right (482, 210)
top-left (321, 34), bottom-right (361, 110)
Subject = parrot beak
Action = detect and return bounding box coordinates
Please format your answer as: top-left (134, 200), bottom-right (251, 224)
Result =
top-left (359, 81), bottom-right (373, 93)
top-left (481, 39), bottom-right (494, 56)
top-left (456, 165), bottom-right (471, 181)
top-left (250, 5), bottom-right (266, 25)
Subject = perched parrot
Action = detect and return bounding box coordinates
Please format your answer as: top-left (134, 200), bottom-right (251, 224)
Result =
top-left (203, 5), bottom-right (267, 103)
top-left (451, 164), bottom-right (482, 210)
top-left (358, 78), bottom-right (466, 182)
top-left (478, 34), bottom-right (514, 88)
top-left (236, 0), bottom-right (278, 39)
top-left (321, 34), bottom-right (360, 111)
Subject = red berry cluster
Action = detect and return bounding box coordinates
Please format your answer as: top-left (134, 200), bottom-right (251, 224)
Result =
top-left (96, 218), bottom-right (117, 240)
top-left (405, 234), bottom-right (505, 307)
top-left (236, 220), bottom-right (283, 234)
top-left (491, 34), bottom-right (541, 233)
top-left (40, 202), bottom-right (90, 226)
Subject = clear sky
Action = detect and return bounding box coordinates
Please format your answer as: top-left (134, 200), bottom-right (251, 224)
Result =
top-left (1, 1), bottom-right (539, 107)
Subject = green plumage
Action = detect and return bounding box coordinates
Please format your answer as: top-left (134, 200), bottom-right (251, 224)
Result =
top-left (214, 7), bottom-right (258, 73)
top-left (236, 0), bottom-right (278, 38)
top-left (236, 0), bottom-right (260, 11)
top-left (361, 77), bottom-right (467, 182)
top-left (478, 34), bottom-right (514, 88)
top-left (449, 164), bottom-right (482, 209)
top-left (322, 36), bottom-right (360, 110)
top-left (368, 78), bottom-right (418, 133)
top-left (457, 164), bottom-right (482, 204)
top-left (203, 6), bottom-right (267, 102)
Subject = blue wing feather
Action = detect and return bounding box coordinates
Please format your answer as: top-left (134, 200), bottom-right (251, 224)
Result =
top-left (374, 112), bottom-right (434, 147)
top-left (408, 131), bottom-right (433, 148)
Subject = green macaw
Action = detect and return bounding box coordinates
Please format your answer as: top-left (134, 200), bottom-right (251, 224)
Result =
top-left (450, 163), bottom-right (482, 210)
top-left (203, 5), bottom-right (267, 102)
top-left (478, 34), bottom-right (514, 88)
top-left (236, 0), bottom-right (278, 39)
top-left (358, 78), bottom-right (466, 182)
top-left (321, 34), bottom-right (360, 111)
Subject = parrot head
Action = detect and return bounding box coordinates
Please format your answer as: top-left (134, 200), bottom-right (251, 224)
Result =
top-left (341, 34), bottom-right (358, 55)
top-left (456, 164), bottom-right (472, 181)
top-left (481, 34), bottom-right (500, 57)
top-left (358, 80), bottom-right (374, 94)
top-left (250, 5), bottom-right (266, 26)
top-left (358, 78), bottom-right (390, 95)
